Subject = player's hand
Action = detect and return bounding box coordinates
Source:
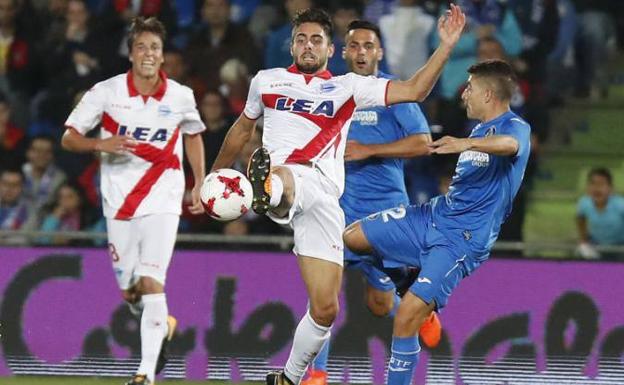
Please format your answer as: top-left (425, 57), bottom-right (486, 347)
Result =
top-left (429, 136), bottom-right (470, 154)
top-left (438, 4), bottom-right (466, 49)
top-left (575, 242), bottom-right (600, 260)
top-left (188, 184), bottom-right (205, 215)
top-left (345, 140), bottom-right (374, 161)
top-left (95, 136), bottom-right (137, 154)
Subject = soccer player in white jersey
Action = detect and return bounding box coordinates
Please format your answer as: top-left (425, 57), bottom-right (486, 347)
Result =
top-left (211, 6), bottom-right (466, 385)
top-left (61, 17), bottom-right (206, 385)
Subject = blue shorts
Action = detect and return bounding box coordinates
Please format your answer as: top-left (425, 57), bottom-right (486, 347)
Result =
top-left (345, 260), bottom-right (395, 292)
top-left (343, 203), bottom-right (409, 292)
top-left (360, 203), bottom-right (482, 310)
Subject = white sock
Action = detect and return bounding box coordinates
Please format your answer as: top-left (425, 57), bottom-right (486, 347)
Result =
top-left (127, 299), bottom-right (144, 318)
top-left (270, 173), bottom-right (283, 207)
top-left (136, 293), bottom-right (168, 382)
top-left (284, 311), bottom-right (331, 384)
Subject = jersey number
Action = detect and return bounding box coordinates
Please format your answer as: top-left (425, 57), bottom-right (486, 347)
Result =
top-left (365, 207), bottom-right (406, 223)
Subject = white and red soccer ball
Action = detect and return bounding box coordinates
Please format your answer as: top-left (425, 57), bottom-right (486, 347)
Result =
top-left (200, 169), bottom-right (253, 221)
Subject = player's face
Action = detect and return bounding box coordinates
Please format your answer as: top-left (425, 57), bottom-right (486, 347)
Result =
top-left (291, 22), bottom-right (334, 74)
top-left (343, 29), bottom-right (382, 76)
top-left (130, 32), bottom-right (164, 79)
top-left (587, 174), bottom-right (612, 205)
top-left (461, 75), bottom-right (488, 120)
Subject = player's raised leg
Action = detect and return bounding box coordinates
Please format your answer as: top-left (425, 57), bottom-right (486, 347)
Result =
top-left (247, 147), bottom-right (295, 217)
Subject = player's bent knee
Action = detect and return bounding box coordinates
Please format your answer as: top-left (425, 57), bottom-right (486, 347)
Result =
top-left (310, 300), bottom-right (339, 326)
top-left (366, 293), bottom-right (394, 317)
top-left (343, 221), bottom-right (373, 255)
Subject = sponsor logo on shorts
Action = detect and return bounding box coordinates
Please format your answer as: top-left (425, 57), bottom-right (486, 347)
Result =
top-left (417, 277), bottom-right (432, 284)
top-left (331, 244), bottom-right (343, 252)
top-left (139, 260), bottom-right (161, 269)
top-left (379, 277), bottom-right (392, 284)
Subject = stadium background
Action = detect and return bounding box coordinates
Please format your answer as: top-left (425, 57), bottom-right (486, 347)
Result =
top-left (0, 0), bottom-right (623, 383)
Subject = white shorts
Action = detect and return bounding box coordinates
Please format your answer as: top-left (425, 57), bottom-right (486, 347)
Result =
top-left (268, 165), bottom-right (345, 266)
top-left (106, 213), bottom-right (180, 289)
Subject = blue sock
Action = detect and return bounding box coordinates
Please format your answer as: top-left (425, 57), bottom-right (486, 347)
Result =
top-left (388, 293), bottom-right (400, 318)
top-left (311, 338), bottom-right (329, 372)
top-left (387, 336), bottom-right (420, 385)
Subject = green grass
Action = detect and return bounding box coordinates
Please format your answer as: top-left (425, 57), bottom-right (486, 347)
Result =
top-left (0, 378), bottom-right (258, 385)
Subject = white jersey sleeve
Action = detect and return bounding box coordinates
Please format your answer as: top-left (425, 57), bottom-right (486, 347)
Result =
top-left (65, 83), bottom-right (107, 135)
top-left (347, 72), bottom-right (390, 109)
top-left (243, 72), bottom-right (263, 120)
top-left (179, 87), bottom-right (206, 135)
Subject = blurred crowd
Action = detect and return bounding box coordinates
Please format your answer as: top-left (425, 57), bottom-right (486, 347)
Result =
top-left (0, 0), bottom-right (622, 248)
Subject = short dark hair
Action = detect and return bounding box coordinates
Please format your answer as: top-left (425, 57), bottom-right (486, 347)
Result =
top-left (0, 167), bottom-right (24, 181)
top-left (127, 17), bottom-right (167, 52)
top-left (467, 59), bottom-right (517, 101)
top-left (28, 135), bottom-right (55, 148)
top-left (588, 167), bottom-right (613, 185)
top-left (292, 8), bottom-right (333, 41)
top-left (346, 19), bottom-right (382, 43)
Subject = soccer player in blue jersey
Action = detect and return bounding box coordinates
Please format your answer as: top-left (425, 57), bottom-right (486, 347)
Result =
top-left (301, 20), bottom-right (441, 385)
top-left (343, 59), bottom-right (531, 385)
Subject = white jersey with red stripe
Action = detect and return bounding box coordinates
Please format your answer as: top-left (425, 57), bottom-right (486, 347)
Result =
top-left (65, 71), bottom-right (205, 220)
top-left (244, 65), bottom-right (390, 194)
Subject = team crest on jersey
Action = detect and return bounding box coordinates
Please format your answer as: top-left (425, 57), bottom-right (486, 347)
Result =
top-left (275, 97), bottom-right (335, 117)
top-left (320, 82), bottom-right (337, 93)
top-left (485, 125), bottom-right (496, 137)
top-left (158, 105), bottom-right (172, 117)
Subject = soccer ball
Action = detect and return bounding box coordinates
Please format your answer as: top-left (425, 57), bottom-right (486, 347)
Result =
top-left (200, 168), bottom-right (253, 221)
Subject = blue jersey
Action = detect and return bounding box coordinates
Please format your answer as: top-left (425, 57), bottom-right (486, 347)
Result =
top-left (431, 110), bottom-right (531, 259)
top-left (340, 72), bottom-right (430, 222)
top-left (577, 194), bottom-right (624, 245)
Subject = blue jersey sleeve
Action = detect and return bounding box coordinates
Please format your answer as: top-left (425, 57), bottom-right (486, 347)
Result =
top-left (498, 117), bottom-right (531, 160)
top-left (391, 102), bottom-right (430, 136)
top-left (615, 195), bottom-right (624, 217)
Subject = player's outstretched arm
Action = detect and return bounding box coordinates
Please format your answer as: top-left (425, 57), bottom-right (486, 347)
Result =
top-left (429, 135), bottom-right (519, 156)
top-left (345, 134), bottom-right (432, 161)
top-left (210, 114), bottom-right (256, 172)
top-left (61, 127), bottom-right (137, 154)
top-left (386, 4), bottom-right (466, 104)
top-left (184, 133), bottom-right (206, 215)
